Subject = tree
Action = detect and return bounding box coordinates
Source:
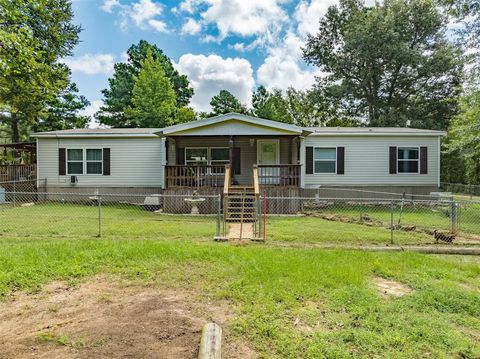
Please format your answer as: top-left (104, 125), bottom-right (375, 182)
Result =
top-left (124, 50), bottom-right (177, 127)
top-left (0, 0), bottom-right (81, 142)
top-left (35, 83), bottom-right (90, 132)
top-left (209, 90), bottom-right (246, 116)
top-left (303, 0), bottom-right (462, 130)
top-left (175, 107), bottom-right (196, 123)
top-left (445, 91), bottom-right (480, 184)
top-left (96, 40), bottom-right (194, 127)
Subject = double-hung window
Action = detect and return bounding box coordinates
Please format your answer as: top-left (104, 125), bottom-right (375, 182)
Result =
top-left (397, 147), bottom-right (419, 173)
top-left (86, 149), bottom-right (103, 174)
top-left (185, 147), bottom-right (229, 173)
top-left (314, 147), bottom-right (336, 174)
top-left (67, 149), bottom-right (83, 174)
top-left (67, 149), bottom-right (103, 175)
top-left (185, 148), bottom-right (208, 165)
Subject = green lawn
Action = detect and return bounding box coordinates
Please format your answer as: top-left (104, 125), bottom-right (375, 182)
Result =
top-left (0, 237), bottom-right (479, 358)
top-left (0, 203), bottom-right (216, 239)
top-left (266, 216), bottom-right (432, 245)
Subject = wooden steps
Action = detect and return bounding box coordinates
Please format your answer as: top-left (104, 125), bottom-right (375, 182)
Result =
top-left (224, 186), bottom-right (256, 222)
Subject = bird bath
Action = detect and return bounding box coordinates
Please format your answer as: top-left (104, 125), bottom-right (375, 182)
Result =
top-left (184, 191), bottom-right (206, 215)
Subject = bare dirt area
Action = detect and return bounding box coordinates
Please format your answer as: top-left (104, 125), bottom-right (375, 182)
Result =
top-left (373, 277), bottom-right (414, 298)
top-left (0, 275), bottom-right (256, 359)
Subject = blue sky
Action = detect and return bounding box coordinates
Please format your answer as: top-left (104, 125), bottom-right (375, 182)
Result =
top-left (65, 0), bottom-right (345, 122)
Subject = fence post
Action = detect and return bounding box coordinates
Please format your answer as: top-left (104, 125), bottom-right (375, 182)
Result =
top-left (216, 194), bottom-right (221, 237)
top-left (13, 178), bottom-right (16, 207)
top-left (450, 200), bottom-right (457, 234)
top-left (390, 200), bottom-right (394, 244)
top-left (98, 195), bottom-right (102, 238)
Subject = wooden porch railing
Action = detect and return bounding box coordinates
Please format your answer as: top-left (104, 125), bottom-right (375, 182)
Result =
top-left (223, 164), bottom-right (231, 195)
top-left (165, 165), bottom-right (226, 188)
top-left (257, 164), bottom-right (301, 187)
top-left (0, 164), bottom-right (37, 182)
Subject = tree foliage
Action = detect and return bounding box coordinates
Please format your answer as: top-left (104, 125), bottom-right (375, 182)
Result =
top-left (124, 50), bottom-right (177, 128)
top-left (445, 91), bottom-right (480, 184)
top-left (209, 90), bottom-right (247, 116)
top-left (303, 0), bottom-right (462, 130)
top-left (0, 0), bottom-right (83, 142)
top-left (96, 40), bottom-right (194, 127)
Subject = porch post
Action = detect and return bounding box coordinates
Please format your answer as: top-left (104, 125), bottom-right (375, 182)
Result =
top-left (229, 135), bottom-right (234, 165)
top-left (299, 136), bottom-right (305, 188)
top-left (161, 137), bottom-right (167, 189)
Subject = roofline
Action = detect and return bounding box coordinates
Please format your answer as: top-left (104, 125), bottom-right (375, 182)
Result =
top-left (157, 112), bottom-right (309, 136)
top-left (31, 133), bottom-right (160, 139)
top-left (308, 130), bottom-right (446, 137)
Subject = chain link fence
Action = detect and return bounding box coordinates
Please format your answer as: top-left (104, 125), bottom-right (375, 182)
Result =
top-left (440, 182), bottom-right (480, 199)
top-left (0, 191), bottom-right (223, 239)
top-left (1, 190), bottom-right (479, 245)
top-left (263, 196), bottom-right (480, 245)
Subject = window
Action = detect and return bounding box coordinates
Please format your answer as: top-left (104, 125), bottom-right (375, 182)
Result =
top-left (210, 148), bottom-right (229, 174)
top-left (185, 148), bottom-right (208, 165)
top-left (67, 149), bottom-right (83, 174)
top-left (314, 147), bottom-right (336, 174)
top-left (67, 149), bottom-right (103, 175)
top-left (86, 149), bottom-right (103, 174)
top-left (397, 147), bottom-right (419, 173)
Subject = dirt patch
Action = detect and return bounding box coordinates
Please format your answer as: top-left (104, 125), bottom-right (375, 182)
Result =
top-left (0, 275), bottom-right (256, 359)
top-left (373, 277), bottom-right (414, 298)
top-left (228, 222), bottom-right (254, 240)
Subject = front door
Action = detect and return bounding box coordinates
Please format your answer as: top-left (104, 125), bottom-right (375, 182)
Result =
top-left (257, 140), bottom-right (280, 184)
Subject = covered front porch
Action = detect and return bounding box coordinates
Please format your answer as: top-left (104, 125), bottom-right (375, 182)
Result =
top-left (164, 135), bottom-right (301, 189)
top-left (158, 113), bottom-right (310, 190)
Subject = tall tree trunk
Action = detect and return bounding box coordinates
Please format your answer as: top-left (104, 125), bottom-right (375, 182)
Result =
top-left (10, 115), bottom-right (19, 143)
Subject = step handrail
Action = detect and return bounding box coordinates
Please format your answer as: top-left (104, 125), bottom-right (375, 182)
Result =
top-left (252, 164), bottom-right (260, 196)
top-left (223, 164), bottom-right (231, 195)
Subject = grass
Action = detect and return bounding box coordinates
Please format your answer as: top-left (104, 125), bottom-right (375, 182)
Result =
top-left (266, 216), bottom-right (431, 245)
top-left (1, 236), bottom-right (480, 357)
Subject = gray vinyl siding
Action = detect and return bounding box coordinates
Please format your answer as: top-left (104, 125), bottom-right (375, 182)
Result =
top-left (169, 136), bottom-right (296, 185)
top-left (304, 136), bottom-right (439, 187)
top-left (37, 137), bottom-right (163, 187)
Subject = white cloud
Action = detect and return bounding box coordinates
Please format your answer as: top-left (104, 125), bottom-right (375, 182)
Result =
top-left (101, 0), bottom-right (168, 33)
top-left (175, 54), bottom-right (255, 112)
top-left (176, 0), bottom-right (288, 43)
top-left (78, 100), bottom-right (106, 128)
top-left (294, 0), bottom-right (339, 38)
top-left (101, 0), bottom-right (120, 13)
top-left (61, 54), bottom-right (115, 75)
top-left (182, 18), bottom-right (202, 35)
top-left (257, 32), bottom-right (322, 91)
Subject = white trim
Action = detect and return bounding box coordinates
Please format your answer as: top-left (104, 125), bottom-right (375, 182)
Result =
top-left (299, 137), bottom-right (305, 188)
top-left (396, 146), bottom-right (420, 175)
top-left (437, 137), bottom-right (441, 188)
top-left (159, 113), bottom-right (307, 136)
top-left (161, 137), bottom-right (166, 189)
top-left (313, 146), bottom-right (337, 174)
top-left (256, 139), bottom-right (280, 165)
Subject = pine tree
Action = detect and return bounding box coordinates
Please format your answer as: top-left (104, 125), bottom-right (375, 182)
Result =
top-left (125, 50), bottom-right (177, 127)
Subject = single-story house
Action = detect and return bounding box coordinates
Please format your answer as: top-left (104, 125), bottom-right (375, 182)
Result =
top-left (32, 113), bottom-right (444, 202)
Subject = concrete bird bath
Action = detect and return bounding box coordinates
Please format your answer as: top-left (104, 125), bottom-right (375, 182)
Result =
top-left (184, 191), bottom-right (206, 215)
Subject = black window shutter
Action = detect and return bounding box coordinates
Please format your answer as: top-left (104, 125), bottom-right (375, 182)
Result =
top-left (337, 147), bottom-right (345, 175)
top-left (389, 146), bottom-right (397, 174)
top-left (233, 147), bottom-right (241, 175)
top-left (420, 146), bottom-right (428, 174)
top-left (306, 147), bottom-right (313, 174)
top-left (59, 148), bottom-right (66, 175)
top-left (177, 147), bottom-right (185, 165)
top-left (103, 148), bottom-right (111, 175)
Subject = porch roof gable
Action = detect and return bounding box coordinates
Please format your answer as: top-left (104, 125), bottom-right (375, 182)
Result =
top-left (157, 113), bottom-right (310, 136)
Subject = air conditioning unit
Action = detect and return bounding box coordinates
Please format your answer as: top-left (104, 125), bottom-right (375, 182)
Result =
top-left (70, 176), bottom-right (78, 184)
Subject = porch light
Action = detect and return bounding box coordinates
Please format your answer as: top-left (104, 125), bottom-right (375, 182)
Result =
top-left (250, 138), bottom-right (255, 147)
